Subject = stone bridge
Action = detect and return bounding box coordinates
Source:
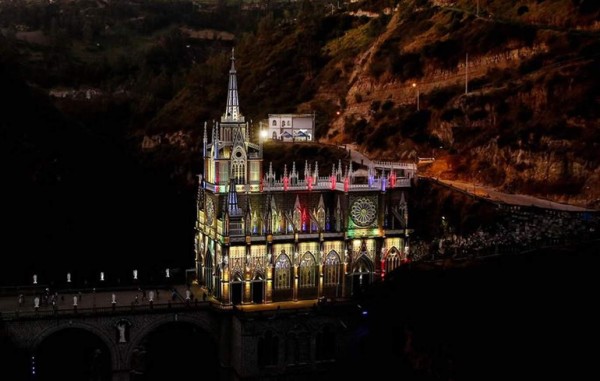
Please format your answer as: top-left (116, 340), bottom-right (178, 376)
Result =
top-left (1, 301), bottom-right (357, 381)
top-left (2, 304), bottom-right (226, 380)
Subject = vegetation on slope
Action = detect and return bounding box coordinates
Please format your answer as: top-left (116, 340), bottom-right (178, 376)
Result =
top-left (2, 0), bottom-right (599, 222)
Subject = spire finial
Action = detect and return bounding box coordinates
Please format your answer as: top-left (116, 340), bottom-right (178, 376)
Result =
top-left (222, 47), bottom-right (244, 123)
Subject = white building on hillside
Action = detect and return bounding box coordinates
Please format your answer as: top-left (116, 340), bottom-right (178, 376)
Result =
top-left (267, 113), bottom-right (315, 141)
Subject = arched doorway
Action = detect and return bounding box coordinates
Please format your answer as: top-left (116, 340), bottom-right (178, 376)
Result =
top-left (252, 273), bottom-right (264, 304)
top-left (273, 253), bottom-right (292, 301)
top-left (351, 255), bottom-right (373, 296)
top-left (35, 328), bottom-right (111, 381)
top-left (130, 322), bottom-right (218, 381)
top-left (231, 272), bottom-right (243, 305)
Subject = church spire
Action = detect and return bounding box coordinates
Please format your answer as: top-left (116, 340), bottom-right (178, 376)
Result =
top-left (227, 179), bottom-right (242, 217)
top-left (222, 48), bottom-right (244, 123)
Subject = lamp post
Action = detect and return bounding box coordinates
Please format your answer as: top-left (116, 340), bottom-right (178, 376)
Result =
top-left (412, 82), bottom-right (420, 111)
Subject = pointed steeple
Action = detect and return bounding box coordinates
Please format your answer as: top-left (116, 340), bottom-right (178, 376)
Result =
top-left (244, 196), bottom-right (252, 235)
top-left (399, 192), bottom-right (408, 227)
top-left (227, 179), bottom-right (242, 217)
top-left (290, 162), bottom-right (298, 184)
top-left (270, 194), bottom-right (277, 212)
top-left (335, 195), bottom-right (342, 232)
top-left (222, 48), bottom-right (244, 123)
top-left (203, 122), bottom-right (207, 158)
top-left (294, 195), bottom-right (301, 211)
top-left (213, 122), bottom-right (220, 159)
top-left (293, 195), bottom-right (302, 232)
top-left (264, 193), bottom-right (273, 234)
top-left (266, 162), bottom-right (275, 186)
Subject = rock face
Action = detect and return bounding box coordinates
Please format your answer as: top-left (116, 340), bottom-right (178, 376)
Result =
top-left (315, 1), bottom-right (600, 208)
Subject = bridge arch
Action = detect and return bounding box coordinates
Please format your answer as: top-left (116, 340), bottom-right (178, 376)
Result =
top-left (124, 313), bottom-right (219, 369)
top-left (31, 322), bottom-right (118, 380)
top-left (124, 314), bottom-right (219, 380)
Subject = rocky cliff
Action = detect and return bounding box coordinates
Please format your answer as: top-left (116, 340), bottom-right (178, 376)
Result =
top-left (302, 0), bottom-right (600, 208)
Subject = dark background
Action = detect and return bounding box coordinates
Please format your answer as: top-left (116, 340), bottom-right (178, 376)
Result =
top-left (341, 243), bottom-right (600, 380)
top-left (1, 62), bottom-right (196, 287)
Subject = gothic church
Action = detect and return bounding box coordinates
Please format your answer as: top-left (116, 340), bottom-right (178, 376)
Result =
top-left (194, 50), bottom-right (416, 304)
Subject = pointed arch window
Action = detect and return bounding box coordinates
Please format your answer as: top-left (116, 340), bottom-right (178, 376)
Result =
top-left (231, 149), bottom-right (246, 185)
top-left (385, 247), bottom-right (401, 273)
top-left (275, 254), bottom-right (291, 289)
top-left (324, 251), bottom-right (341, 286)
top-left (204, 250), bottom-right (214, 291)
top-left (293, 208), bottom-right (301, 232)
top-left (317, 208), bottom-right (325, 231)
top-left (299, 252), bottom-right (316, 288)
top-left (272, 211), bottom-right (284, 234)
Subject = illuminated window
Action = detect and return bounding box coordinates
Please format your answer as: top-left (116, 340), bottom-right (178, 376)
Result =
top-left (230, 148), bottom-right (246, 185)
top-left (250, 162), bottom-right (260, 182)
top-left (324, 251), bottom-right (341, 286)
top-left (299, 252), bottom-right (316, 288)
top-left (385, 247), bottom-right (401, 273)
top-left (204, 250), bottom-right (214, 290)
top-left (293, 208), bottom-right (301, 233)
top-left (275, 254), bottom-right (291, 289)
top-left (317, 208), bottom-right (325, 231)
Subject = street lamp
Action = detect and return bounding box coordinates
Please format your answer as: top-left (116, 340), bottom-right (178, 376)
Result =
top-left (259, 128), bottom-right (268, 156)
top-left (412, 83), bottom-right (420, 111)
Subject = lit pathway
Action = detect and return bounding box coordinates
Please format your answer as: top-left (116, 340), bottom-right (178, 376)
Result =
top-left (429, 177), bottom-right (596, 212)
top-left (0, 285), bottom-right (196, 315)
top-left (0, 284), bottom-right (325, 317)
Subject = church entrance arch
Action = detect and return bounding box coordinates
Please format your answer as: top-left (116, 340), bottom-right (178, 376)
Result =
top-left (252, 273), bottom-right (264, 303)
top-left (231, 272), bottom-right (243, 305)
top-left (351, 255), bottom-right (373, 296)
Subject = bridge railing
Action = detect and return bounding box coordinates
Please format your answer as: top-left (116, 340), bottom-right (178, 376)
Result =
top-left (0, 300), bottom-right (218, 321)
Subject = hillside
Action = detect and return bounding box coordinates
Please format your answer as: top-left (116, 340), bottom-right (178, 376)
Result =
top-left (143, 0), bottom-right (600, 207)
top-left (319, 0), bottom-right (600, 208)
top-left (2, 0), bottom-right (599, 213)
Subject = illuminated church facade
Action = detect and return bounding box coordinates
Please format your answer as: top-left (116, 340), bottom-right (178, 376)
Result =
top-left (194, 51), bottom-right (416, 305)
